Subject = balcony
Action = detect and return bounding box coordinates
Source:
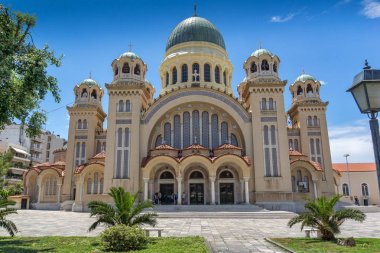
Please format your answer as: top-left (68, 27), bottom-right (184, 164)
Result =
top-left (30, 145), bottom-right (42, 152)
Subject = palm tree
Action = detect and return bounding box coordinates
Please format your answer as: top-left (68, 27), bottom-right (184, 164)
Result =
top-left (88, 187), bottom-right (157, 231)
top-left (0, 198), bottom-right (18, 236)
top-left (288, 195), bottom-right (366, 241)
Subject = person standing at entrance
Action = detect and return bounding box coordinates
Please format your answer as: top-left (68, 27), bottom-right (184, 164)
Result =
top-left (182, 192), bottom-right (186, 205)
top-left (158, 192), bottom-right (162, 205)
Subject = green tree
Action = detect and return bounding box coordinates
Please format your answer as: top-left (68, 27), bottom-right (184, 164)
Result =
top-left (88, 187), bottom-right (157, 231)
top-left (0, 198), bottom-right (18, 236)
top-left (0, 4), bottom-right (62, 137)
top-left (288, 195), bottom-right (366, 241)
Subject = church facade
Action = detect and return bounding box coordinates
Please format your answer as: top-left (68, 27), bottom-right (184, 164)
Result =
top-left (24, 13), bottom-right (339, 211)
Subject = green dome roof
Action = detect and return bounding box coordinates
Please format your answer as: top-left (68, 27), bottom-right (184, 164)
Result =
top-left (295, 74), bottom-right (316, 82)
top-left (251, 48), bottom-right (274, 57)
top-left (166, 16), bottom-right (225, 51)
top-left (118, 51), bottom-right (141, 61)
top-left (79, 78), bottom-right (99, 87)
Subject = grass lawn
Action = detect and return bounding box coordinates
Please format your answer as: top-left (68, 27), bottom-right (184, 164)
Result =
top-left (0, 236), bottom-right (209, 253)
top-left (271, 238), bottom-right (380, 253)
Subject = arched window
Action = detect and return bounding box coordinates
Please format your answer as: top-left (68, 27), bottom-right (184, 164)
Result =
top-left (93, 172), bottom-right (99, 194)
top-left (174, 115), bottom-right (181, 149)
top-left (122, 63), bottom-right (130, 73)
top-left (261, 60), bottom-right (269, 71)
top-left (87, 178), bottom-right (92, 194)
top-left (118, 100), bottom-right (124, 112)
top-left (231, 134), bottom-right (238, 147)
top-left (250, 62), bottom-right (257, 73)
top-left (165, 72), bottom-right (169, 87)
top-left (96, 140), bottom-right (101, 153)
top-left (181, 64), bottom-right (188, 82)
top-left (273, 62), bottom-right (277, 73)
top-left (91, 90), bottom-right (97, 99)
top-left (342, 183), bottom-right (349, 196)
top-left (220, 170), bottom-right (234, 178)
top-left (102, 142), bottom-right (106, 151)
top-left (192, 111), bottom-right (200, 144)
top-left (126, 100), bottom-right (131, 112)
top-left (294, 139), bottom-right (299, 151)
top-left (204, 64), bottom-right (211, 82)
top-left (81, 142), bottom-right (86, 163)
top-left (202, 111), bottom-right (209, 148)
top-left (172, 67), bottom-right (177, 84)
top-left (297, 86), bottom-right (303, 95)
top-left (303, 176), bottom-right (309, 192)
top-left (261, 98), bottom-right (267, 110)
top-left (307, 84), bottom-right (313, 95)
top-left (211, 114), bottom-right (219, 148)
top-left (308, 116), bottom-right (312, 126)
top-left (164, 123), bottom-right (172, 145)
top-left (268, 98), bottom-right (274, 110)
top-left (215, 66), bottom-right (220, 83)
top-left (99, 177), bottom-right (104, 194)
top-left (75, 142), bottom-right (80, 166)
top-left (160, 171), bottom-right (174, 179)
top-left (223, 71), bottom-right (227, 85)
top-left (134, 64), bottom-right (140, 75)
top-left (192, 63), bottom-right (200, 82)
top-left (362, 183), bottom-right (369, 196)
top-left (114, 67), bottom-right (118, 76)
top-left (155, 135), bottom-right (162, 147)
top-left (190, 171), bottom-right (203, 179)
top-left (313, 116), bottom-right (318, 126)
top-left (183, 112), bottom-right (191, 148)
top-left (83, 119), bottom-right (87, 129)
top-left (221, 122), bottom-right (228, 144)
top-left (289, 139), bottom-right (293, 149)
top-left (78, 119), bottom-right (82, 129)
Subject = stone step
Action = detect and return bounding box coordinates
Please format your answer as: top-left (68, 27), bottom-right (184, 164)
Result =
top-left (342, 205), bottom-right (380, 213)
top-left (152, 204), bottom-right (266, 212)
top-left (156, 211), bottom-right (296, 219)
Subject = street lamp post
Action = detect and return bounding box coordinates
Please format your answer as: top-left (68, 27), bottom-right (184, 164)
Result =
top-left (347, 60), bottom-right (380, 196)
top-left (343, 154), bottom-right (351, 196)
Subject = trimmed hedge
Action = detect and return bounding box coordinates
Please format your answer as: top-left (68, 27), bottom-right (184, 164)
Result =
top-left (100, 225), bottom-right (148, 252)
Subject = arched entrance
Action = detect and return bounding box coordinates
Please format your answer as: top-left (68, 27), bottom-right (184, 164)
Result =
top-left (158, 170), bottom-right (176, 205)
top-left (218, 170), bottom-right (235, 204)
top-left (184, 166), bottom-right (209, 205)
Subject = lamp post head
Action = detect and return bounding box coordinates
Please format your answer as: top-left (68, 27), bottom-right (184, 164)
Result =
top-left (347, 62), bottom-right (380, 115)
top-left (343, 154), bottom-right (350, 158)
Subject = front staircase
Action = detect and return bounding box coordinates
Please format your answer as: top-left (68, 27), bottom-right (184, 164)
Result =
top-left (150, 204), bottom-right (296, 219)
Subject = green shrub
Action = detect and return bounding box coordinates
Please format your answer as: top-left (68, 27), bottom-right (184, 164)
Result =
top-left (100, 225), bottom-right (148, 252)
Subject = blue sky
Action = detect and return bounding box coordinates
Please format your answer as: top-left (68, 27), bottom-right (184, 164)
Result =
top-left (3, 0), bottom-right (380, 162)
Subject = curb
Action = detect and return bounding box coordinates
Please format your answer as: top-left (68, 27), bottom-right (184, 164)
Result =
top-left (204, 238), bottom-right (215, 253)
top-left (264, 238), bottom-right (296, 253)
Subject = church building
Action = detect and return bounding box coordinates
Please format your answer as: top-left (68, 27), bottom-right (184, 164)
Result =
top-left (23, 11), bottom-right (339, 211)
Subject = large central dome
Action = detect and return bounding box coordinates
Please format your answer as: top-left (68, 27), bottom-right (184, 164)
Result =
top-left (166, 16), bottom-right (226, 51)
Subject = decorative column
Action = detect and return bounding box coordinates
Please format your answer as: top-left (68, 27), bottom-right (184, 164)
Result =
top-left (210, 177), bottom-right (216, 204)
top-left (240, 179), bottom-right (244, 203)
top-left (57, 184), bottom-right (62, 203)
top-left (79, 176), bottom-right (84, 203)
top-left (37, 184), bottom-right (42, 203)
top-left (244, 178), bottom-right (250, 204)
top-left (313, 180), bottom-right (318, 199)
top-left (177, 177), bottom-right (182, 205)
top-left (143, 178), bottom-right (149, 201)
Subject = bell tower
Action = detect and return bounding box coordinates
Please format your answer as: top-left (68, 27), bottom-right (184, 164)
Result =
top-left (287, 73), bottom-right (335, 195)
top-left (238, 48), bottom-right (292, 200)
top-left (103, 51), bottom-right (154, 194)
top-left (62, 78), bottom-right (106, 202)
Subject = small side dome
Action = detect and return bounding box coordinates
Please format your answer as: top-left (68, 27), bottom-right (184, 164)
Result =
top-left (295, 74), bottom-right (316, 83)
top-left (118, 51), bottom-right (141, 62)
top-left (79, 78), bottom-right (99, 87)
top-left (251, 48), bottom-right (274, 57)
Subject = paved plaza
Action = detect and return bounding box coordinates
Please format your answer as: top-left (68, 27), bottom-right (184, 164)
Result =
top-left (1, 210), bottom-right (380, 252)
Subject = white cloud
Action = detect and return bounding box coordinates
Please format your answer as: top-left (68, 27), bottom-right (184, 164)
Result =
top-left (361, 0), bottom-right (380, 19)
top-left (329, 120), bottom-right (375, 163)
top-left (270, 13), bottom-right (295, 23)
top-left (320, 80), bottom-right (327, 85)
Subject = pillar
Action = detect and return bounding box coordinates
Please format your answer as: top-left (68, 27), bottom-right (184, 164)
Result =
top-left (143, 178), bottom-right (149, 201)
top-left (37, 183), bottom-right (42, 203)
top-left (244, 178), bottom-right (250, 204)
top-left (313, 180), bottom-right (318, 199)
top-left (57, 184), bottom-right (62, 203)
top-left (177, 177), bottom-right (182, 205)
top-left (210, 177), bottom-right (216, 204)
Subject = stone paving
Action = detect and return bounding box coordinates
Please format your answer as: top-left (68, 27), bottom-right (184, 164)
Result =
top-left (1, 210), bottom-right (380, 253)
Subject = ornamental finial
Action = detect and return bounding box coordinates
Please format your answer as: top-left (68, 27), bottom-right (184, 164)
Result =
top-left (194, 0), bottom-right (197, 16)
top-left (364, 59), bottom-right (371, 70)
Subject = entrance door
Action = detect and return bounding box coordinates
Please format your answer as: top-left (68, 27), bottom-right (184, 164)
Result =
top-left (160, 184), bottom-right (174, 205)
top-left (189, 183), bottom-right (204, 205)
top-left (21, 198), bottom-right (27, 209)
top-left (220, 183), bottom-right (234, 204)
